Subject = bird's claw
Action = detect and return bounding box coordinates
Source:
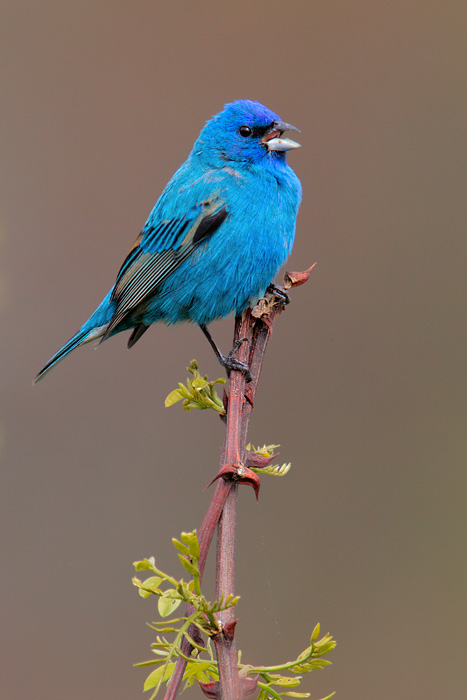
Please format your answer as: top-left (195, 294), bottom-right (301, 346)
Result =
top-left (223, 357), bottom-right (252, 382)
top-left (221, 339), bottom-right (252, 382)
top-left (266, 283), bottom-right (290, 304)
top-left (230, 337), bottom-right (248, 354)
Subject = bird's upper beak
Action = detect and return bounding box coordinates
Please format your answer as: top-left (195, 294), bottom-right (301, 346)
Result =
top-left (261, 120), bottom-right (301, 152)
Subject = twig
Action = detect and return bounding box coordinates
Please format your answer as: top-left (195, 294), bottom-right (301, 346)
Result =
top-left (213, 483), bottom-right (240, 699)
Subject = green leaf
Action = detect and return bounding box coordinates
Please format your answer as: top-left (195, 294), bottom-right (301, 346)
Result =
top-left (164, 389), bottom-right (183, 407)
top-left (178, 531), bottom-right (200, 560)
top-left (151, 626), bottom-right (178, 634)
top-left (311, 623), bottom-right (321, 642)
top-left (141, 576), bottom-right (163, 593)
top-left (158, 593), bottom-right (182, 618)
top-left (178, 554), bottom-right (198, 577)
top-left (178, 382), bottom-right (191, 396)
top-left (180, 530), bottom-right (196, 545)
top-left (134, 557), bottom-right (156, 571)
top-left (143, 662), bottom-right (175, 691)
top-left (172, 538), bottom-right (190, 556)
top-left (134, 659), bottom-right (165, 667)
top-left (271, 676), bottom-right (301, 687)
top-left (183, 631), bottom-right (206, 651)
top-left (138, 588), bottom-right (152, 599)
top-left (182, 660), bottom-right (214, 679)
top-left (148, 618), bottom-right (186, 631)
top-left (188, 538), bottom-right (200, 560)
top-left (247, 443), bottom-right (281, 456)
top-left (250, 462), bottom-right (291, 477)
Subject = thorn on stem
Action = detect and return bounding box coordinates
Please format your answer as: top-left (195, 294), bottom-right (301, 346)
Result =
top-left (222, 619), bottom-right (237, 641)
top-left (244, 450), bottom-right (278, 469)
top-left (198, 680), bottom-right (220, 699)
top-left (204, 463), bottom-right (260, 500)
top-left (283, 262), bottom-right (317, 289)
top-left (198, 673), bottom-right (259, 699)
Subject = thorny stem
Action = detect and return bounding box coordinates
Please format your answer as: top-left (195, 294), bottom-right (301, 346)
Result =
top-left (163, 267), bottom-right (315, 700)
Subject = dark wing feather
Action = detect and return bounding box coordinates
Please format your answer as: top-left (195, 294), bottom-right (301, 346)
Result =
top-left (127, 323), bottom-right (149, 348)
top-left (102, 200), bottom-right (228, 340)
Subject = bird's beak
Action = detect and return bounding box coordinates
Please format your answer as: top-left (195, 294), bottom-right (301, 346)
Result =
top-left (261, 120), bottom-right (301, 152)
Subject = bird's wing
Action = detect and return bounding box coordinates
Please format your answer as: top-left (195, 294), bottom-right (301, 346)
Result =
top-left (102, 196), bottom-right (228, 338)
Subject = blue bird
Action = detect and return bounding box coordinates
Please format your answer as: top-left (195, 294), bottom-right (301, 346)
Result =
top-left (35, 100), bottom-right (302, 383)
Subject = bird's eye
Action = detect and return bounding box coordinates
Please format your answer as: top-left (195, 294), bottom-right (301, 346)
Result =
top-left (238, 125), bottom-right (252, 137)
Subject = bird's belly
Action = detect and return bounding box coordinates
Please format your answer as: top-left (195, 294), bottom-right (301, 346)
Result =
top-left (141, 225), bottom-right (290, 326)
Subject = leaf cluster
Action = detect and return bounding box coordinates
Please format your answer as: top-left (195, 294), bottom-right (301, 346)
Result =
top-left (132, 531), bottom-right (239, 698)
top-left (247, 443), bottom-right (292, 477)
top-left (164, 360), bottom-right (226, 413)
top-left (250, 623), bottom-right (337, 700)
top-left (133, 534), bottom-right (335, 700)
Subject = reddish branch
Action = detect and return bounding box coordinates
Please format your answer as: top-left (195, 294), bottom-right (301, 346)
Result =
top-left (163, 266), bottom-right (314, 700)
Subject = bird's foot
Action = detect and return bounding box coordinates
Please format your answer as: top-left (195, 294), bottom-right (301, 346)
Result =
top-left (266, 283), bottom-right (290, 304)
top-left (220, 338), bottom-right (252, 382)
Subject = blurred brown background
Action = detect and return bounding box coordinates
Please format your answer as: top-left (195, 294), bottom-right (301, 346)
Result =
top-left (1, 1), bottom-right (465, 698)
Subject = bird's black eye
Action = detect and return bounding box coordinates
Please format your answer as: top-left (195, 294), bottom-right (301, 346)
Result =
top-left (238, 125), bottom-right (252, 137)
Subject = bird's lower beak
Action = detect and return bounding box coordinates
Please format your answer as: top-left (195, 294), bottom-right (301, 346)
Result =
top-left (261, 120), bottom-right (301, 152)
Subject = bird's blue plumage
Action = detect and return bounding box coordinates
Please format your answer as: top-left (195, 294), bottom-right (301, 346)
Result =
top-left (35, 100), bottom-right (302, 382)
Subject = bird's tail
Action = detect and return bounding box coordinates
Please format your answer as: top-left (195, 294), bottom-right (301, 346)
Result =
top-left (34, 325), bottom-right (107, 383)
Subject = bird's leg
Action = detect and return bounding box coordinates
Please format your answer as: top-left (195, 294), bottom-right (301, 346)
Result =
top-left (266, 282), bottom-right (290, 304)
top-left (199, 324), bottom-right (252, 382)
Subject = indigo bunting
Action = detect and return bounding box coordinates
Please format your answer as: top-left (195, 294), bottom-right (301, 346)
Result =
top-left (35, 100), bottom-right (301, 382)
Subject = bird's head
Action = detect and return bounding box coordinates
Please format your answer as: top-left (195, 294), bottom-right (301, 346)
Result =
top-left (192, 99), bottom-right (301, 167)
